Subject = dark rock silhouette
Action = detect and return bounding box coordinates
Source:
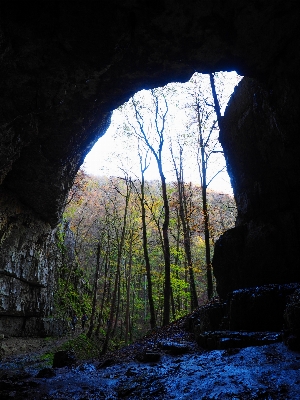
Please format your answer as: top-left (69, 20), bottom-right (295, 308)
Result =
top-left (52, 350), bottom-right (76, 368)
top-left (0, 1), bottom-right (300, 333)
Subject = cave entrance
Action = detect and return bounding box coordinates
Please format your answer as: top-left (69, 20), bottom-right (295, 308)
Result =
top-left (82, 71), bottom-right (242, 195)
top-left (63, 71), bottom-right (241, 323)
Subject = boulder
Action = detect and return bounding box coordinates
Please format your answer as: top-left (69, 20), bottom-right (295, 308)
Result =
top-left (228, 283), bottom-right (300, 331)
top-left (284, 288), bottom-right (300, 350)
top-left (52, 350), bottom-right (76, 368)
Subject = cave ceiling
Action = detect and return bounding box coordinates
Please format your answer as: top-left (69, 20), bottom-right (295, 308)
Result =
top-left (0, 0), bottom-right (299, 226)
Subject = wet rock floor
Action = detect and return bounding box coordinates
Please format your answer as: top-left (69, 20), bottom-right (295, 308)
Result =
top-left (1, 340), bottom-right (300, 399)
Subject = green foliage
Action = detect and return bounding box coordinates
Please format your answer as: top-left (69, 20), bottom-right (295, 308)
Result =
top-left (56, 221), bottom-right (67, 253)
top-left (56, 73), bottom-right (240, 341)
top-left (40, 352), bottom-right (54, 366)
top-left (59, 333), bottom-right (102, 360)
top-left (36, 334), bottom-right (102, 367)
top-left (59, 171), bottom-right (236, 345)
top-left (54, 262), bottom-right (92, 320)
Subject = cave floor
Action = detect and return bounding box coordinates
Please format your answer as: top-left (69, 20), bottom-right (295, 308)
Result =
top-left (1, 329), bottom-right (300, 399)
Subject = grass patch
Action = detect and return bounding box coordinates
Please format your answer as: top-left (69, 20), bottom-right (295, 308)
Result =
top-left (43, 336), bottom-right (55, 342)
top-left (36, 333), bottom-right (104, 366)
top-left (58, 333), bottom-right (102, 360)
top-left (40, 352), bottom-right (54, 366)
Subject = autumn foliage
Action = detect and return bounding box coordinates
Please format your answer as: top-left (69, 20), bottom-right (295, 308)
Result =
top-left (55, 170), bottom-right (236, 352)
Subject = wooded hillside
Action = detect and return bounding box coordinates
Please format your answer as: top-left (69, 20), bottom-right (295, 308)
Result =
top-left (54, 170), bottom-right (236, 352)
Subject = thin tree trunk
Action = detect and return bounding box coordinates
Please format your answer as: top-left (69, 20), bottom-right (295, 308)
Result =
top-left (183, 184), bottom-right (198, 309)
top-left (101, 265), bottom-right (119, 355)
top-left (101, 177), bottom-right (132, 355)
top-left (125, 238), bottom-right (132, 344)
top-left (184, 261), bottom-right (188, 312)
top-left (202, 177), bottom-right (213, 300)
top-left (173, 208), bottom-right (181, 317)
top-left (130, 291), bottom-right (135, 343)
top-left (112, 267), bottom-right (121, 338)
top-left (87, 241), bottom-right (101, 338)
top-left (160, 170), bottom-right (171, 326)
top-left (171, 148), bottom-right (198, 310)
top-left (140, 170), bottom-right (156, 329)
top-left (132, 91), bottom-right (171, 326)
top-left (95, 248), bottom-right (109, 336)
top-left (197, 102), bottom-right (213, 300)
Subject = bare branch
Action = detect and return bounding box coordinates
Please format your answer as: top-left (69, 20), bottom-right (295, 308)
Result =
top-left (207, 166), bottom-right (226, 187)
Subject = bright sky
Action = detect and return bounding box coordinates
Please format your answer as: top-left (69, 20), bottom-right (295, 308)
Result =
top-left (83, 72), bottom-right (242, 195)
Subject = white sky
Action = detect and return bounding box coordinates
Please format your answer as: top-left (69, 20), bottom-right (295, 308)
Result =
top-left (83, 72), bottom-right (242, 195)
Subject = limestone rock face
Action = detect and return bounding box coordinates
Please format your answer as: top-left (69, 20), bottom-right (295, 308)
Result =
top-left (0, 1), bottom-right (300, 320)
top-left (0, 188), bottom-right (56, 335)
top-left (0, 188), bottom-right (75, 336)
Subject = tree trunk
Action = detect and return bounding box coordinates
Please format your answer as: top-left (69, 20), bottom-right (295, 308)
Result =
top-left (87, 241), bottom-right (101, 338)
top-left (197, 102), bottom-right (213, 300)
top-left (140, 171), bottom-right (156, 329)
top-left (160, 169), bottom-right (171, 326)
top-left (101, 176), bottom-right (131, 354)
top-left (202, 178), bottom-right (213, 300)
top-left (95, 249), bottom-right (109, 336)
top-left (101, 265), bottom-right (119, 355)
top-left (125, 241), bottom-right (132, 345)
top-left (112, 267), bottom-right (121, 338)
top-left (179, 180), bottom-right (198, 308)
top-left (171, 146), bottom-right (198, 310)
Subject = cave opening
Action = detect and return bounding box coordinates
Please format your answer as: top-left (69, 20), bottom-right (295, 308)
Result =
top-left (60, 70), bottom-right (242, 337)
top-left (82, 71), bottom-right (242, 195)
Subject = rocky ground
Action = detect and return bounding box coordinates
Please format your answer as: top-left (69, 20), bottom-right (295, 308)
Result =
top-left (1, 319), bottom-right (300, 399)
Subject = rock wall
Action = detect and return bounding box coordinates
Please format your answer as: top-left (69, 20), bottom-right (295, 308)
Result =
top-left (0, 188), bottom-right (56, 335)
top-left (213, 77), bottom-right (300, 298)
top-left (0, 188), bottom-right (75, 336)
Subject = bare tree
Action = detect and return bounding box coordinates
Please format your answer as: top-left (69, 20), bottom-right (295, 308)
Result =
top-left (170, 144), bottom-right (198, 310)
top-left (131, 145), bottom-right (156, 329)
top-left (187, 78), bottom-right (225, 300)
top-left (101, 175), bottom-right (132, 354)
top-left (130, 90), bottom-right (172, 326)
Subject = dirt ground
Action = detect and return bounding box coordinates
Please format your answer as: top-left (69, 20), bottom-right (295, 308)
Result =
top-left (0, 331), bottom-right (79, 360)
top-left (1, 337), bottom-right (53, 358)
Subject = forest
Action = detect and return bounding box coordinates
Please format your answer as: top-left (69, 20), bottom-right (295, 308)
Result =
top-left (54, 72), bottom-right (239, 354)
top-left (55, 171), bottom-right (236, 352)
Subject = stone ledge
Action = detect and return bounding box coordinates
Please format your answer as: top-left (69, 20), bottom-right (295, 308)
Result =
top-left (0, 270), bottom-right (46, 288)
top-left (197, 330), bottom-right (283, 350)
